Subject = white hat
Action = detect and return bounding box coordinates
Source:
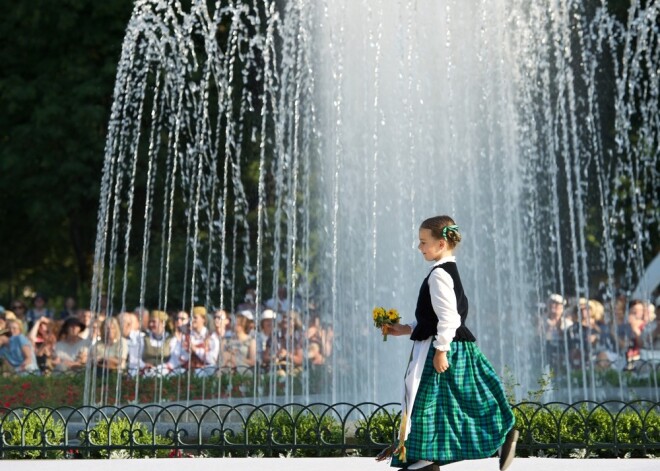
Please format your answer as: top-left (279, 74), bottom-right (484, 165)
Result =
top-left (261, 309), bottom-right (277, 320)
top-left (237, 310), bottom-right (254, 321)
top-left (548, 293), bottom-right (565, 305)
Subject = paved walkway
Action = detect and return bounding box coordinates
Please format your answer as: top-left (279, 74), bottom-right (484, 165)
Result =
top-left (6, 458), bottom-right (658, 470)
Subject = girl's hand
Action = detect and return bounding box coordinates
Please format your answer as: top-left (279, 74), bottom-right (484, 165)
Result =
top-left (384, 323), bottom-right (412, 337)
top-left (433, 350), bottom-right (449, 373)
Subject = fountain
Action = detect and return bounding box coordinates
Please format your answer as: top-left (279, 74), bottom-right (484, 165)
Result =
top-left (85, 0), bottom-right (659, 406)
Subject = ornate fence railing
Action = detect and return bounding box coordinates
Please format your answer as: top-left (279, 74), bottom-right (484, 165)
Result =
top-left (1, 401), bottom-right (659, 459)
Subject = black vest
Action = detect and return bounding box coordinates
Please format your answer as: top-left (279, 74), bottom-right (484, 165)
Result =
top-left (410, 262), bottom-right (476, 343)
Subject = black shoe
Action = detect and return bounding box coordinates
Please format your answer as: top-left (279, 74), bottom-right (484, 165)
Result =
top-left (499, 428), bottom-right (519, 471)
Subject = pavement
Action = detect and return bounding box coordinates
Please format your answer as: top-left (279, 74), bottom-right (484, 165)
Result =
top-left (4, 458), bottom-right (659, 470)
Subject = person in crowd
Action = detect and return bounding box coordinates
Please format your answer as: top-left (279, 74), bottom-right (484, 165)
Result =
top-left (617, 299), bottom-right (648, 369)
top-left (639, 301), bottom-right (657, 348)
top-left (265, 285), bottom-right (290, 313)
top-left (9, 300), bottom-right (28, 331)
top-left (264, 310), bottom-right (304, 373)
top-left (586, 299), bottom-right (618, 369)
top-left (58, 296), bottom-right (77, 320)
top-left (257, 309), bottom-right (276, 365)
top-left (28, 316), bottom-right (58, 374)
top-left (0, 319), bottom-right (38, 375)
top-left (92, 317), bottom-right (128, 372)
top-left (77, 310), bottom-right (93, 342)
top-left (567, 298), bottom-right (605, 369)
top-left (208, 309), bottom-right (233, 371)
top-left (26, 293), bottom-right (54, 330)
top-left (307, 335), bottom-right (325, 367)
top-left (613, 292), bottom-right (628, 327)
top-left (163, 310), bottom-right (190, 374)
top-left (141, 310), bottom-right (171, 374)
top-left (97, 294), bottom-right (109, 321)
top-left (118, 311), bottom-right (143, 375)
top-left (0, 310), bottom-right (13, 332)
top-left (134, 306), bottom-right (150, 333)
top-left (236, 287), bottom-right (261, 315)
top-left (538, 293), bottom-right (571, 372)
top-left (227, 310), bottom-right (257, 369)
top-left (306, 313), bottom-right (326, 366)
top-left (185, 306), bottom-right (215, 375)
top-left (54, 316), bottom-right (89, 372)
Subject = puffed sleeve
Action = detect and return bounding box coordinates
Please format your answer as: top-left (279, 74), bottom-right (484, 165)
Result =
top-left (428, 267), bottom-right (461, 351)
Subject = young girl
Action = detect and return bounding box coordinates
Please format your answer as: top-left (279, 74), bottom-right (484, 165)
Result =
top-left (377, 215), bottom-right (518, 471)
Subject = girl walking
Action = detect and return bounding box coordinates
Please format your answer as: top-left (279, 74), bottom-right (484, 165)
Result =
top-left (377, 215), bottom-right (518, 470)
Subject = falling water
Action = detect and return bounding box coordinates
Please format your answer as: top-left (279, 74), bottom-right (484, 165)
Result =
top-left (85, 0), bottom-right (659, 406)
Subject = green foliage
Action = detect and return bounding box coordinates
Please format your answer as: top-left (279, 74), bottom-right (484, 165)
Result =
top-left (0, 0), bottom-right (133, 300)
top-left (208, 407), bottom-right (344, 457)
top-left (1, 408), bottom-right (65, 458)
top-left (353, 408), bottom-right (400, 456)
top-left (81, 416), bottom-right (172, 458)
top-left (503, 366), bottom-right (554, 403)
top-left (513, 403), bottom-right (660, 458)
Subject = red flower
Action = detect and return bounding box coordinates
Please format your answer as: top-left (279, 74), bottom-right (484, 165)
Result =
top-left (21, 382), bottom-right (30, 390)
top-left (3, 402), bottom-right (10, 408)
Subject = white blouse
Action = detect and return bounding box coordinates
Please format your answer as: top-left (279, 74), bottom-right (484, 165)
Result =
top-left (409, 255), bottom-right (462, 351)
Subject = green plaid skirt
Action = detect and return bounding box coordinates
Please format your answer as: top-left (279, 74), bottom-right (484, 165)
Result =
top-left (391, 342), bottom-right (514, 468)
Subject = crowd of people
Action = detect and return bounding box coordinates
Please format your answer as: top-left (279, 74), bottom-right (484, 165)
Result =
top-left (1, 287), bottom-right (658, 380)
top-left (538, 293), bottom-right (660, 373)
top-left (0, 287), bottom-right (334, 379)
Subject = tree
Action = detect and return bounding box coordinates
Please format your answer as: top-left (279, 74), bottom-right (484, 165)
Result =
top-left (0, 1), bottom-right (133, 302)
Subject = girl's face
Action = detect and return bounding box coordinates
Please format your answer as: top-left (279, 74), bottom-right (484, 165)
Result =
top-left (107, 322), bottom-right (119, 340)
top-left (68, 324), bottom-right (81, 337)
top-left (192, 314), bottom-right (205, 331)
top-left (418, 228), bottom-right (447, 262)
top-left (9, 322), bottom-right (21, 336)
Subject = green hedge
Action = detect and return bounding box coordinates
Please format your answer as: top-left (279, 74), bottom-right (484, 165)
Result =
top-left (1, 403), bottom-right (659, 458)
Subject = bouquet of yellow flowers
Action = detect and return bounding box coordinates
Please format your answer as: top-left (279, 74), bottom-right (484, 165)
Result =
top-left (372, 306), bottom-right (401, 341)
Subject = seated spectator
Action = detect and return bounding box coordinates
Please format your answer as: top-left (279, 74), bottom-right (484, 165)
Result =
top-left (118, 312), bottom-right (143, 375)
top-left (0, 310), bottom-right (12, 332)
top-left (257, 309), bottom-right (276, 365)
top-left (28, 316), bottom-right (58, 374)
top-left (134, 306), bottom-right (150, 334)
top-left (92, 317), bottom-right (128, 372)
top-left (306, 313), bottom-right (326, 366)
top-left (639, 301), bottom-right (657, 349)
top-left (208, 309), bottom-right (233, 370)
top-left (54, 316), bottom-right (89, 372)
top-left (0, 320), bottom-right (38, 375)
top-left (265, 285), bottom-right (290, 313)
top-left (58, 296), bottom-right (77, 320)
top-left (141, 310), bottom-right (171, 374)
top-left (26, 293), bottom-right (54, 330)
top-left (226, 311), bottom-right (257, 369)
top-left (264, 310), bottom-right (304, 373)
top-left (617, 299), bottom-right (648, 368)
top-left (163, 310), bottom-right (190, 374)
top-left (567, 298), bottom-right (613, 369)
top-left (9, 300), bottom-right (28, 332)
top-left (538, 294), bottom-right (571, 370)
top-left (77, 310), bottom-right (93, 343)
top-left (235, 287), bottom-right (262, 316)
top-left (307, 337), bottom-right (325, 366)
top-left (186, 306), bottom-right (215, 375)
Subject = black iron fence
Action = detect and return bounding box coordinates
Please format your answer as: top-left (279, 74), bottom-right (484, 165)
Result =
top-left (1, 401), bottom-right (659, 459)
